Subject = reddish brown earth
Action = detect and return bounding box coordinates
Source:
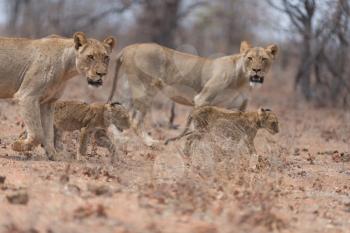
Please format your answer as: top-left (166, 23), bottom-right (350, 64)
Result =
top-left (0, 69), bottom-right (349, 233)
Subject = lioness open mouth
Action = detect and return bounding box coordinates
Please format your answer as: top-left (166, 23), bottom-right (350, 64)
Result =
top-left (250, 75), bottom-right (264, 84)
top-left (87, 78), bottom-right (103, 87)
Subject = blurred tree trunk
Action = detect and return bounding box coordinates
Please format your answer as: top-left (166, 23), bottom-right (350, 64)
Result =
top-left (136, 0), bottom-right (181, 47)
top-left (294, 1), bottom-right (314, 100)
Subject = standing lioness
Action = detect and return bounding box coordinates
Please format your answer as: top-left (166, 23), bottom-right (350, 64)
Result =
top-left (0, 32), bottom-right (115, 160)
top-left (108, 41), bottom-right (278, 146)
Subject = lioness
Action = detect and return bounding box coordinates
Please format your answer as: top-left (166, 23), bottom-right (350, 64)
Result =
top-left (53, 101), bottom-right (130, 162)
top-left (108, 41), bottom-right (278, 146)
top-left (0, 32), bottom-right (115, 160)
top-left (165, 106), bottom-right (279, 155)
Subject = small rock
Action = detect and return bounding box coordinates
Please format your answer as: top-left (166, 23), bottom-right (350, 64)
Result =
top-left (73, 203), bottom-right (107, 219)
top-left (64, 184), bottom-right (81, 196)
top-left (306, 153), bottom-right (315, 164)
top-left (87, 184), bottom-right (111, 196)
top-left (293, 148), bottom-right (300, 156)
top-left (96, 204), bottom-right (108, 218)
top-left (0, 176), bottom-right (5, 184)
top-left (59, 174), bottom-right (69, 184)
top-left (191, 222), bottom-right (218, 233)
top-left (6, 192), bottom-right (29, 205)
top-left (344, 202), bottom-right (350, 210)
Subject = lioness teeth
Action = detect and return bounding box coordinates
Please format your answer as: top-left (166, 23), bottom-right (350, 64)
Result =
top-left (250, 82), bottom-right (262, 88)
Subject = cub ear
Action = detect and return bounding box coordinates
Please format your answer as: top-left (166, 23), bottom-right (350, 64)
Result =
top-left (73, 32), bottom-right (87, 50)
top-left (110, 101), bottom-right (121, 107)
top-left (258, 108), bottom-right (266, 116)
top-left (240, 40), bottom-right (252, 54)
top-left (103, 36), bottom-right (116, 51)
top-left (265, 44), bottom-right (278, 59)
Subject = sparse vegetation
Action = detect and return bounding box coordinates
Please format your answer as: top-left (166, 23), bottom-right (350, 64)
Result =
top-left (0, 0), bottom-right (349, 233)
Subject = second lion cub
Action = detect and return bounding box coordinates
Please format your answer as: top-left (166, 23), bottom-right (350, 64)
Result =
top-left (54, 101), bottom-right (131, 161)
top-left (166, 106), bottom-right (279, 155)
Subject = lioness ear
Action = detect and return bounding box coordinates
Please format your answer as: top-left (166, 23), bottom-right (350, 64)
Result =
top-left (103, 36), bottom-right (116, 51)
top-left (240, 41), bottom-right (252, 54)
top-left (266, 44), bottom-right (278, 59)
top-left (73, 32), bottom-right (87, 50)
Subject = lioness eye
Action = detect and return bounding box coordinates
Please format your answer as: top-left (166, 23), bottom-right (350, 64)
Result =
top-left (87, 55), bottom-right (94, 60)
top-left (248, 57), bottom-right (252, 61)
top-left (104, 56), bottom-right (110, 63)
top-left (262, 57), bottom-right (268, 62)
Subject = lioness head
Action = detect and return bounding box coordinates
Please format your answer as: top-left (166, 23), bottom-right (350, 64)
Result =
top-left (73, 32), bottom-right (116, 87)
top-left (240, 41), bottom-right (278, 87)
top-left (257, 108), bottom-right (279, 134)
top-left (105, 102), bottom-right (131, 131)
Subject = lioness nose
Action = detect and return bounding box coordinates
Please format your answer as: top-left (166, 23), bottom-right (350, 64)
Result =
top-left (252, 68), bottom-right (261, 72)
top-left (96, 72), bottom-right (107, 77)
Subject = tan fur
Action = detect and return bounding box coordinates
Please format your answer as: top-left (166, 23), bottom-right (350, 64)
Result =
top-left (53, 101), bottom-right (130, 162)
top-left (1, 32), bottom-right (115, 160)
top-left (166, 106), bottom-right (279, 155)
top-left (108, 41), bottom-right (278, 146)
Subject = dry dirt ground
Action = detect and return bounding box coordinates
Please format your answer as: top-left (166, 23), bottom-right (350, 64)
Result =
top-left (0, 70), bottom-right (349, 233)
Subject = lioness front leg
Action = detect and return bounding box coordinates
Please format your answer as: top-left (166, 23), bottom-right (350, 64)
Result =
top-left (12, 96), bottom-right (57, 160)
top-left (41, 102), bottom-right (59, 160)
top-left (239, 99), bottom-right (248, 112)
top-left (194, 73), bottom-right (231, 107)
top-left (134, 110), bottom-right (159, 147)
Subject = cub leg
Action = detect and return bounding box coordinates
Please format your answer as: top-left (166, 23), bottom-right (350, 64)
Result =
top-left (94, 129), bottom-right (118, 163)
top-left (54, 127), bottom-right (65, 151)
top-left (77, 127), bottom-right (92, 160)
top-left (247, 139), bottom-right (257, 155)
top-left (183, 132), bottom-right (201, 156)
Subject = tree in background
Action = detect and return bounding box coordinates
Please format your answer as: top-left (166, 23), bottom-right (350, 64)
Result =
top-left (268, 0), bottom-right (350, 106)
top-left (5, 0), bottom-right (133, 38)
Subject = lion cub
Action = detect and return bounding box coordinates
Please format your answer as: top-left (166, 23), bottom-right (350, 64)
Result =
top-left (166, 106), bottom-right (279, 155)
top-left (54, 101), bottom-right (131, 161)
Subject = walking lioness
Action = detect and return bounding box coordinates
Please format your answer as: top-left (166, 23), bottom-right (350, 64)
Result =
top-left (108, 41), bottom-right (278, 146)
top-left (0, 32), bottom-right (115, 160)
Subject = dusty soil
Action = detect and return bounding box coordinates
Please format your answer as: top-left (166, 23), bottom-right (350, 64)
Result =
top-left (0, 70), bottom-right (349, 233)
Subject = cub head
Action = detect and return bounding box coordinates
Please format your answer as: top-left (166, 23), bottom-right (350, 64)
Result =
top-left (73, 32), bottom-right (116, 87)
top-left (240, 41), bottom-right (278, 88)
top-left (104, 102), bottom-right (131, 131)
top-left (257, 108), bottom-right (279, 134)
